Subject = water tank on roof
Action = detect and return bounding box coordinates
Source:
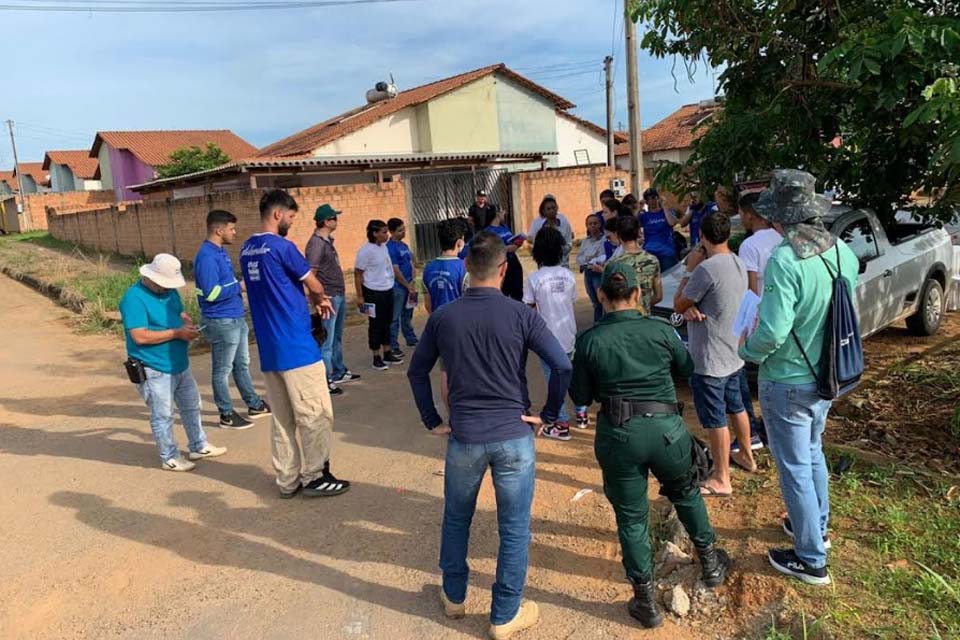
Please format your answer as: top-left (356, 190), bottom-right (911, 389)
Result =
top-left (366, 79), bottom-right (398, 104)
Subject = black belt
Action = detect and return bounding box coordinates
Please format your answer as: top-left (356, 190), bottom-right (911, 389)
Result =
top-left (601, 397), bottom-right (682, 427)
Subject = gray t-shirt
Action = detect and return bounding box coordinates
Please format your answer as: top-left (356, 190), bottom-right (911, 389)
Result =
top-left (684, 252), bottom-right (748, 377)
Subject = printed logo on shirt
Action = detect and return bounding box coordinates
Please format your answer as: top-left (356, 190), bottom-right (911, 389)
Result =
top-left (246, 261), bottom-right (261, 282)
top-left (549, 279), bottom-right (567, 293)
top-left (240, 245), bottom-right (271, 257)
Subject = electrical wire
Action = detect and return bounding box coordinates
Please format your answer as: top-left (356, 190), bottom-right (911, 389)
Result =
top-left (0, 0), bottom-right (414, 12)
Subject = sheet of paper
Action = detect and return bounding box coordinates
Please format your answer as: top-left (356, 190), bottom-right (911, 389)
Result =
top-left (360, 303), bottom-right (376, 318)
top-left (732, 290), bottom-right (761, 338)
top-left (406, 292), bottom-right (418, 309)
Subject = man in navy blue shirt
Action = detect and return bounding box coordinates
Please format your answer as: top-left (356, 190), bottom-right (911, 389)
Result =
top-left (407, 231), bottom-right (572, 639)
top-left (194, 210), bottom-right (270, 429)
top-left (240, 189), bottom-right (349, 499)
top-left (386, 217), bottom-right (418, 357)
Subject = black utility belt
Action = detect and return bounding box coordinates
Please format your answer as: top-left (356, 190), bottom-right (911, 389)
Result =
top-left (601, 397), bottom-right (683, 427)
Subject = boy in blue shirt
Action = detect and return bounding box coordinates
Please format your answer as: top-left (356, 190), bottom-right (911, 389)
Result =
top-left (240, 189), bottom-right (349, 499)
top-left (640, 188), bottom-right (681, 271)
top-left (194, 209), bottom-right (269, 430)
top-left (423, 219), bottom-right (467, 407)
top-left (387, 217), bottom-right (418, 358)
top-left (119, 253), bottom-right (226, 472)
top-left (458, 207), bottom-right (525, 300)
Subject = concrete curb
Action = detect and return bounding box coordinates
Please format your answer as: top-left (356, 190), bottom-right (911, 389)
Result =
top-left (0, 264), bottom-right (97, 318)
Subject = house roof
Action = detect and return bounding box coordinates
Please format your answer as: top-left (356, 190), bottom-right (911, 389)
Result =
top-left (89, 130), bottom-right (258, 167)
top-left (131, 150), bottom-right (556, 193)
top-left (615, 102), bottom-right (721, 156)
top-left (42, 150), bottom-right (100, 179)
top-left (256, 63), bottom-right (577, 158)
top-left (556, 110), bottom-right (628, 143)
top-left (13, 162), bottom-right (50, 187)
top-left (0, 170), bottom-right (17, 191)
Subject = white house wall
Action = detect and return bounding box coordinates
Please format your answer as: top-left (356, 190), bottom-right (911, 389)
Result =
top-left (311, 107), bottom-right (421, 156)
top-left (555, 116), bottom-right (609, 168)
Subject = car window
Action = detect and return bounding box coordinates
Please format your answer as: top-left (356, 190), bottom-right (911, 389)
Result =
top-left (839, 217), bottom-right (880, 261)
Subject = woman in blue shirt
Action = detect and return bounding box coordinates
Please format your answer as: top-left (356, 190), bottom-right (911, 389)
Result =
top-left (640, 188), bottom-right (680, 271)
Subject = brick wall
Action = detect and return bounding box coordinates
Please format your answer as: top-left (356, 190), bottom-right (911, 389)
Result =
top-left (513, 165), bottom-right (639, 236)
top-left (47, 182), bottom-right (409, 276)
top-left (25, 190), bottom-right (115, 231)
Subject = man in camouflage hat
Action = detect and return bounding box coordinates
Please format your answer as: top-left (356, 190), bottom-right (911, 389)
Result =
top-left (739, 169), bottom-right (859, 586)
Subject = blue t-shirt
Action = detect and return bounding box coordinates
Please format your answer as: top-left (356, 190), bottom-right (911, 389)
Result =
top-left (458, 224), bottom-right (520, 259)
top-left (423, 256), bottom-right (467, 311)
top-left (194, 240), bottom-right (244, 319)
top-left (240, 233), bottom-right (321, 373)
top-left (119, 281), bottom-right (189, 375)
top-left (387, 239), bottom-right (414, 290)
top-left (641, 209), bottom-right (676, 259)
top-left (688, 202), bottom-right (718, 246)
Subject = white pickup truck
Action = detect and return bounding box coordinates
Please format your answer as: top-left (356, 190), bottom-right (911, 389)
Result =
top-left (653, 206), bottom-right (956, 338)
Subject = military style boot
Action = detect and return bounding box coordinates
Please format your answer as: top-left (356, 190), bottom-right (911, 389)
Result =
top-left (627, 577), bottom-right (663, 628)
top-left (697, 544), bottom-right (731, 588)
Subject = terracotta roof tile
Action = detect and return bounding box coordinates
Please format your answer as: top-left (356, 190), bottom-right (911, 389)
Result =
top-left (42, 150), bottom-right (100, 179)
top-left (13, 162), bottom-right (50, 187)
top-left (90, 130), bottom-right (257, 167)
top-left (256, 63), bottom-right (577, 158)
top-left (615, 102), bottom-right (721, 156)
top-left (0, 170), bottom-right (17, 192)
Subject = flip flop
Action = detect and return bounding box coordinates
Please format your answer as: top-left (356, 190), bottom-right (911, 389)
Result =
top-left (730, 456), bottom-right (759, 473)
top-left (700, 486), bottom-right (732, 498)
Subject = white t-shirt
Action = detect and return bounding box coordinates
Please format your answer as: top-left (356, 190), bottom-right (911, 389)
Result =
top-left (738, 228), bottom-right (783, 296)
top-left (354, 242), bottom-right (395, 291)
top-left (528, 214), bottom-right (574, 267)
top-left (523, 265), bottom-right (578, 353)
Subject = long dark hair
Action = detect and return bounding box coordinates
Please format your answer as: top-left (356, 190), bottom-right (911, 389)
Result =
top-left (366, 219), bottom-right (387, 242)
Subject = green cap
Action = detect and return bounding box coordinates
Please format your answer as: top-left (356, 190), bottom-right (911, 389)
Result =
top-left (600, 260), bottom-right (638, 289)
top-left (314, 203), bottom-right (341, 222)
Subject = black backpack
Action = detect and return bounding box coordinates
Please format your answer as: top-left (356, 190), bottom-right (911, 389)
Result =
top-left (791, 245), bottom-right (864, 400)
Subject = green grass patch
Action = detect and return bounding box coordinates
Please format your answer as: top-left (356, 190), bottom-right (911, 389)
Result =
top-left (821, 454), bottom-right (960, 639)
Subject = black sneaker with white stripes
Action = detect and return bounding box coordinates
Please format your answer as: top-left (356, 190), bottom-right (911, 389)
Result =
top-left (768, 548), bottom-right (830, 585)
top-left (783, 517), bottom-right (832, 550)
top-left (302, 470), bottom-right (350, 497)
top-left (333, 371), bottom-right (361, 384)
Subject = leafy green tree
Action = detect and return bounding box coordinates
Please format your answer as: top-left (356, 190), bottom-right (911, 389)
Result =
top-left (155, 143), bottom-right (232, 179)
top-left (632, 0), bottom-right (959, 224)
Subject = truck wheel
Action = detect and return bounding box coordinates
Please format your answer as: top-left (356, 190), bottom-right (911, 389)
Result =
top-left (906, 278), bottom-right (944, 336)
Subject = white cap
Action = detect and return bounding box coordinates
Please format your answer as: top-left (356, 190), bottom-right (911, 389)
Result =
top-left (140, 253), bottom-right (186, 289)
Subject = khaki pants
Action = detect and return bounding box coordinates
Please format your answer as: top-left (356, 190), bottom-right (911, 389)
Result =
top-left (263, 361), bottom-right (333, 491)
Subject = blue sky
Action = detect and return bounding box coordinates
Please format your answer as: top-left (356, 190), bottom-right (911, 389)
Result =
top-left (0, 0), bottom-right (717, 168)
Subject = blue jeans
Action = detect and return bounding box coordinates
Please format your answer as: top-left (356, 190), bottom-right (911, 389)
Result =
top-left (441, 434), bottom-right (536, 625)
top-left (202, 316), bottom-right (262, 415)
top-left (390, 286), bottom-right (418, 350)
top-left (584, 270), bottom-right (603, 322)
top-left (137, 367), bottom-right (208, 462)
top-left (759, 380), bottom-right (832, 569)
top-left (539, 352), bottom-right (587, 423)
top-left (321, 294), bottom-right (347, 382)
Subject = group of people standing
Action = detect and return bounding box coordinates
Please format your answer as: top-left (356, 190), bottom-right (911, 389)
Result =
top-left (118, 168), bottom-right (856, 637)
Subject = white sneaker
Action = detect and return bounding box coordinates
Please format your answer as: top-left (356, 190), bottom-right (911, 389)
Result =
top-left (188, 444), bottom-right (227, 460)
top-left (161, 457), bottom-right (196, 472)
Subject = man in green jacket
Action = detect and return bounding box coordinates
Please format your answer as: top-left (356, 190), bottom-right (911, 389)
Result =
top-left (739, 169), bottom-right (859, 586)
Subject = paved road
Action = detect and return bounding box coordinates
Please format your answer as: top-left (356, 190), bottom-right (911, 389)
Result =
top-left (0, 274), bottom-right (702, 640)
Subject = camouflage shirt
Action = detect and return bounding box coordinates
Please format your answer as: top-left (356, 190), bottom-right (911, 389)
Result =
top-left (610, 249), bottom-right (661, 315)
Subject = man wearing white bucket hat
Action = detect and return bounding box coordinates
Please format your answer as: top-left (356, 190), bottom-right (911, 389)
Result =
top-left (119, 253), bottom-right (227, 472)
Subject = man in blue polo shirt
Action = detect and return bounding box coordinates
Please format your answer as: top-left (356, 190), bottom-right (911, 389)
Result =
top-left (195, 209), bottom-right (270, 429)
top-left (240, 189), bottom-right (349, 499)
top-left (408, 231), bottom-right (571, 639)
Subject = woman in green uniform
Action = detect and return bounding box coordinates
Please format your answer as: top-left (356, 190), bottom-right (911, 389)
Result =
top-left (570, 261), bottom-right (730, 628)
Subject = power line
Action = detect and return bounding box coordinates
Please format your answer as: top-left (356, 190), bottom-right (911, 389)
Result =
top-left (513, 60), bottom-right (596, 73)
top-left (0, 0), bottom-right (414, 12)
top-left (526, 68), bottom-right (601, 82)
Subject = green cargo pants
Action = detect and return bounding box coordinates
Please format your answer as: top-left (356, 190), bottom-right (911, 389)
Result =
top-left (594, 413), bottom-right (716, 581)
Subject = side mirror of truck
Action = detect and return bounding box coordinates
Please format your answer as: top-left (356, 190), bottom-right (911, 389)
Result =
top-left (858, 259), bottom-right (868, 275)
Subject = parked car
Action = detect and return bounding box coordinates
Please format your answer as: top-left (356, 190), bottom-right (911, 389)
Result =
top-left (653, 206), bottom-right (955, 338)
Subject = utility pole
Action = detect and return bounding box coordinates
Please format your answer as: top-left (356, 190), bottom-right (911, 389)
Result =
top-left (624, 1), bottom-right (644, 195)
top-left (5, 119), bottom-right (30, 229)
top-left (604, 55), bottom-right (615, 167)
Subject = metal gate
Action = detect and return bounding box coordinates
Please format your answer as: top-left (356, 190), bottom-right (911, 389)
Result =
top-left (408, 168), bottom-right (514, 262)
